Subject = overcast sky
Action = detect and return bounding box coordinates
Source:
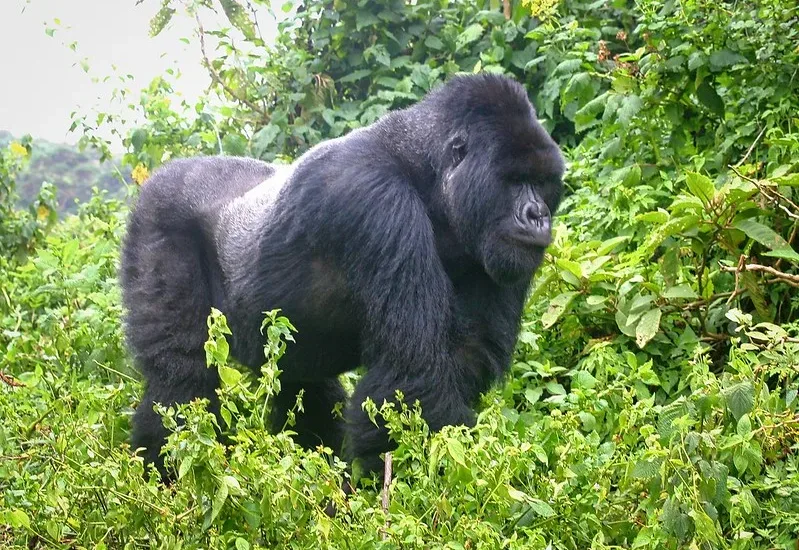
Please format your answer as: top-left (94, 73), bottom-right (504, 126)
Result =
top-left (0, 0), bottom-right (231, 147)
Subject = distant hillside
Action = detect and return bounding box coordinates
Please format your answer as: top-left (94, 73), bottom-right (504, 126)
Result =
top-left (0, 130), bottom-right (130, 214)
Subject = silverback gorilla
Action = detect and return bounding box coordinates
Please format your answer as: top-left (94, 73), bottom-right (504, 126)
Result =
top-left (120, 73), bottom-right (565, 479)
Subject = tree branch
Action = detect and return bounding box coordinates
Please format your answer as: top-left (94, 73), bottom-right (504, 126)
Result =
top-left (195, 13), bottom-right (269, 121)
top-left (720, 262), bottom-right (799, 287)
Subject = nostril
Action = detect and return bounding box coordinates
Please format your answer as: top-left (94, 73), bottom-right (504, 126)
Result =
top-left (523, 202), bottom-right (546, 223)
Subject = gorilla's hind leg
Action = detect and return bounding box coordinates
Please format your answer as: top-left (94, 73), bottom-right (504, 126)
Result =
top-left (131, 352), bottom-right (220, 478)
top-left (271, 379), bottom-right (348, 455)
top-left (122, 221), bottom-right (224, 479)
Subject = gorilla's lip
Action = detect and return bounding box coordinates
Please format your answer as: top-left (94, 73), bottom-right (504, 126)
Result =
top-left (507, 230), bottom-right (552, 249)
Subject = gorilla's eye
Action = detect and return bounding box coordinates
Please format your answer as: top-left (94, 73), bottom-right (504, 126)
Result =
top-left (450, 137), bottom-right (467, 168)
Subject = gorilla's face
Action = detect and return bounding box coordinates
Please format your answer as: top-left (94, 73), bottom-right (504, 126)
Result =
top-left (441, 112), bottom-right (564, 286)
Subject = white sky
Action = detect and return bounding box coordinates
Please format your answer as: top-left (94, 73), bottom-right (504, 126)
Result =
top-left (0, 0), bottom-right (223, 147)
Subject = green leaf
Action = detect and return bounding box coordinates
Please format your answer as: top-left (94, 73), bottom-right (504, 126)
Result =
top-left (424, 36), bottom-right (444, 50)
top-left (339, 69), bottom-right (372, 83)
top-left (632, 458), bottom-right (661, 479)
top-left (578, 411), bottom-right (596, 431)
top-left (737, 413), bottom-right (752, 436)
top-left (218, 365), bottom-right (242, 387)
top-left (149, 1), bottom-right (176, 37)
top-left (709, 49), bottom-right (747, 70)
top-left (130, 128), bottom-right (148, 153)
top-left (210, 476), bottom-right (230, 525)
top-left (541, 291), bottom-right (578, 329)
top-left (446, 439), bottom-right (466, 467)
top-left (734, 218), bottom-right (792, 251)
top-left (555, 258), bottom-right (583, 279)
top-left (573, 370), bottom-right (598, 389)
top-left (724, 382), bottom-right (754, 421)
top-left (696, 81), bottom-right (724, 117)
top-left (219, 0), bottom-right (256, 39)
top-left (618, 95), bottom-right (643, 127)
top-left (685, 172), bottom-right (715, 206)
top-left (456, 24), bottom-right (484, 50)
top-left (762, 247), bottom-right (799, 263)
top-left (663, 285), bottom-right (698, 299)
top-left (8, 509), bottom-right (31, 530)
top-left (235, 538), bottom-right (251, 550)
top-left (635, 308), bottom-right (661, 348)
top-left (596, 235), bottom-right (630, 255)
top-left (740, 271), bottom-right (769, 319)
top-left (527, 499), bottom-right (555, 518)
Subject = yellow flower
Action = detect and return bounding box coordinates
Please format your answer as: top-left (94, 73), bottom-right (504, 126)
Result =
top-left (131, 163), bottom-right (150, 185)
top-left (37, 205), bottom-right (50, 221)
top-left (10, 141), bottom-right (28, 157)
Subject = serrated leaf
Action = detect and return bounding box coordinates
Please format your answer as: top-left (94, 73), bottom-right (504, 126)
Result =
top-left (574, 92), bottom-right (609, 132)
top-left (632, 458), bottom-right (661, 479)
top-left (724, 382), bottom-right (754, 421)
top-left (658, 401), bottom-right (690, 438)
top-left (618, 94), bottom-right (643, 127)
top-left (737, 413), bottom-right (752, 436)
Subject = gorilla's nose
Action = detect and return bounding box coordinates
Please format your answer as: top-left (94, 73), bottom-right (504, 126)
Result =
top-left (523, 202), bottom-right (549, 224)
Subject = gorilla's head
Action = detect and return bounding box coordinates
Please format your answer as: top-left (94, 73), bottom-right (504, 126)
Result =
top-left (428, 74), bottom-right (565, 286)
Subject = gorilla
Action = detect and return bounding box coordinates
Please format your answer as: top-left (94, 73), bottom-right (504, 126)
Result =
top-left (120, 73), bottom-right (564, 479)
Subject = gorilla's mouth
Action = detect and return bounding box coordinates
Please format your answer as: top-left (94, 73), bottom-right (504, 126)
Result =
top-left (508, 229), bottom-right (552, 249)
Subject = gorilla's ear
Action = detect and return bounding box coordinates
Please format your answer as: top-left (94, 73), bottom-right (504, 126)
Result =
top-left (445, 133), bottom-right (468, 170)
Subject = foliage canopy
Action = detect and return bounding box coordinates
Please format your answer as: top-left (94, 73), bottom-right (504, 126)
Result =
top-left (1, 0), bottom-right (798, 548)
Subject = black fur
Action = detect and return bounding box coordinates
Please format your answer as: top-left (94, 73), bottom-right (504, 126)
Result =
top-left (120, 73), bottom-right (565, 477)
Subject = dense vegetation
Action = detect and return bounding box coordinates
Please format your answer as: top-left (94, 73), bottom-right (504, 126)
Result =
top-left (1, 0), bottom-right (798, 548)
top-left (0, 131), bottom-right (126, 215)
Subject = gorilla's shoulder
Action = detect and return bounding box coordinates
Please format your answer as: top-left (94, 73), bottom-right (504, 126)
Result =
top-left (132, 156), bottom-right (278, 230)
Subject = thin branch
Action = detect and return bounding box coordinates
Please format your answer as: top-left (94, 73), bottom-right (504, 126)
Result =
top-left (0, 371), bottom-right (24, 387)
top-left (502, 0), bottom-right (511, 19)
top-left (733, 126), bottom-right (766, 168)
top-left (195, 13), bottom-right (269, 121)
top-left (720, 262), bottom-right (799, 287)
top-left (730, 166), bottom-right (799, 220)
top-left (381, 452), bottom-right (393, 540)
